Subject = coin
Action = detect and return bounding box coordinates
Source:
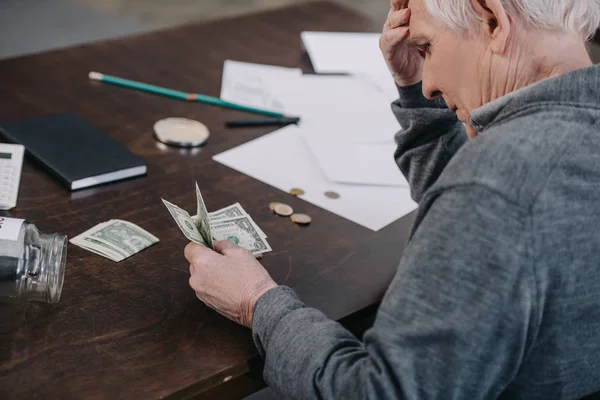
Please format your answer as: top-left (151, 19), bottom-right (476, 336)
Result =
top-left (269, 202), bottom-right (281, 212)
top-left (291, 213), bottom-right (312, 225)
top-left (273, 203), bottom-right (294, 217)
top-left (324, 191), bottom-right (340, 199)
top-left (153, 117), bottom-right (210, 148)
top-left (289, 188), bottom-right (305, 196)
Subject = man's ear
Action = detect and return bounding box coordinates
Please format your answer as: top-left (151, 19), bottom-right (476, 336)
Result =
top-left (471, 0), bottom-right (512, 53)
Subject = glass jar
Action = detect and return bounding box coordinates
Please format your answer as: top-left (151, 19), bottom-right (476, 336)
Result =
top-left (0, 217), bottom-right (67, 304)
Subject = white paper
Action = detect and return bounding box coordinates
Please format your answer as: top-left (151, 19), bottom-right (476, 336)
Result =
top-left (302, 136), bottom-right (407, 187)
top-left (301, 32), bottom-right (401, 103)
top-left (219, 61), bottom-right (404, 188)
top-left (361, 72), bottom-right (401, 103)
top-left (220, 60), bottom-right (302, 114)
top-left (270, 75), bottom-right (400, 144)
top-left (213, 126), bottom-right (416, 231)
top-left (0, 217), bottom-right (24, 241)
top-left (268, 74), bottom-right (403, 185)
top-left (301, 32), bottom-right (389, 75)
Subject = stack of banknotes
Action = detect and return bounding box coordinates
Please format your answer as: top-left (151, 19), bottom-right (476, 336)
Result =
top-left (70, 219), bottom-right (159, 262)
top-left (162, 183), bottom-right (271, 256)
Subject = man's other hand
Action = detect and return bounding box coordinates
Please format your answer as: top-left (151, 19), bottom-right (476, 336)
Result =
top-left (185, 240), bottom-right (278, 328)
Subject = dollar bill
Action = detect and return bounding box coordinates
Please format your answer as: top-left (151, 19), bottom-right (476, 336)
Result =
top-left (70, 219), bottom-right (159, 262)
top-left (211, 215), bottom-right (272, 255)
top-left (209, 203), bottom-right (248, 221)
top-left (207, 203), bottom-right (267, 238)
top-left (162, 199), bottom-right (207, 246)
top-left (195, 182), bottom-right (214, 249)
top-left (163, 183), bottom-right (272, 256)
top-left (88, 220), bottom-right (159, 254)
top-left (72, 232), bottom-right (129, 261)
top-left (71, 235), bottom-right (125, 262)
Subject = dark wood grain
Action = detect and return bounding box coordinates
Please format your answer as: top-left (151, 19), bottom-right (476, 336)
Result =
top-left (0, 2), bottom-right (411, 399)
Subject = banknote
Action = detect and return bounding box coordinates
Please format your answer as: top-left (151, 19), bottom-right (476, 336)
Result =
top-left (162, 199), bottom-right (207, 246)
top-left (163, 184), bottom-right (271, 256)
top-left (71, 235), bottom-right (126, 262)
top-left (195, 182), bottom-right (214, 249)
top-left (208, 203), bottom-right (248, 221)
top-left (208, 203), bottom-right (267, 238)
top-left (211, 215), bottom-right (272, 255)
top-left (72, 233), bottom-right (129, 261)
top-left (70, 219), bottom-right (159, 262)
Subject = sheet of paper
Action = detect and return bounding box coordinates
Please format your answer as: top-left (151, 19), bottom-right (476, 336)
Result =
top-left (361, 72), bottom-right (401, 103)
top-left (301, 32), bottom-right (400, 103)
top-left (301, 32), bottom-right (388, 74)
top-left (301, 136), bottom-right (408, 187)
top-left (213, 126), bottom-right (417, 231)
top-left (220, 60), bottom-right (302, 114)
top-left (219, 61), bottom-right (403, 187)
top-left (270, 74), bottom-right (400, 144)
top-left (266, 74), bottom-right (403, 185)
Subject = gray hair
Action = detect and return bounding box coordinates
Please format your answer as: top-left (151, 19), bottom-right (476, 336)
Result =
top-left (423, 0), bottom-right (600, 41)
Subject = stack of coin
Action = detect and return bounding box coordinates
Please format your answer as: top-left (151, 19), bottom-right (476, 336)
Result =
top-left (269, 202), bottom-right (312, 226)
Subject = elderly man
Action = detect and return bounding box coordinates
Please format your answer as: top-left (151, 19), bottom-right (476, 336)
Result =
top-left (184, 0), bottom-right (600, 398)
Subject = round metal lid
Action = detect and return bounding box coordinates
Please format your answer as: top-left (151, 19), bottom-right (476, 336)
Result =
top-left (153, 117), bottom-right (210, 148)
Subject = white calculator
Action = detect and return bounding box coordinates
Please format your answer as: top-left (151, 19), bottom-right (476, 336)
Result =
top-left (0, 143), bottom-right (25, 210)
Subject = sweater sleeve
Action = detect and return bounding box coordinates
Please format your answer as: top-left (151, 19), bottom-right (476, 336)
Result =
top-left (252, 184), bottom-right (536, 400)
top-left (392, 82), bottom-right (467, 203)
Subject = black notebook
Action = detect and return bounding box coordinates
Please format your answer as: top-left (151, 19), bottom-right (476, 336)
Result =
top-left (0, 113), bottom-right (147, 191)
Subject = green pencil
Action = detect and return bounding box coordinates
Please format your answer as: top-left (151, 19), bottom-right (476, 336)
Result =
top-left (88, 71), bottom-right (291, 119)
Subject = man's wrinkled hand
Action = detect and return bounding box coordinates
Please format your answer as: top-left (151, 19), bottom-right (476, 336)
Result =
top-left (380, 0), bottom-right (424, 86)
top-left (184, 240), bottom-right (278, 328)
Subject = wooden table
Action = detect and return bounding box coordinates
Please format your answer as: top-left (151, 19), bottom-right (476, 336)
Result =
top-left (0, 2), bottom-right (414, 399)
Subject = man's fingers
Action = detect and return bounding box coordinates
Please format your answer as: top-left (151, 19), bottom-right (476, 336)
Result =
top-left (388, 8), bottom-right (410, 29)
top-left (184, 242), bottom-right (219, 264)
top-left (391, 0), bottom-right (407, 12)
top-left (184, 242), bottom-right (205, 263)
top-left (380, 27), bottom-right (410, 51)
top-left (214, 239), bottom-right (246, 256)
top-left (384, 9), bottom-right (393, 32)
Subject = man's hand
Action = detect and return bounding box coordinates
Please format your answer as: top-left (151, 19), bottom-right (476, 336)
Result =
top-left (380, 1), bottom-right (423, 87)
top-left (184, 240), bottom-right (278, 328)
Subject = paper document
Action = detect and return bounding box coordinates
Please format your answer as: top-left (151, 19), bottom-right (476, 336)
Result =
top-left (220, 60), bottom-right (302, 114)
top-left (269, 74), bottom-right (400, 144)
top-left (213, 126), bottom-right (416, 231)
top-left (362, 72), bottom-right (401, 103)
top-left (301, 32), bottom-right (400, 103)
top-left (301, 32), bottom-right (388, 74)
top-left (219, 61), bottom-right (403, 186)
top-left (268, 74), bottom-right (404, 185)
top-left (302, 136), bottom-right (408, 187)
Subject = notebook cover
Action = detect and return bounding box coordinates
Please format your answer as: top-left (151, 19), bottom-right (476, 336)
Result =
top-left (0, 113), bottom-right (147, 190)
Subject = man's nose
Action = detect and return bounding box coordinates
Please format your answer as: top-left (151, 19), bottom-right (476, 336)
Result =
top-left (421, 62), bottom-right (442, 100)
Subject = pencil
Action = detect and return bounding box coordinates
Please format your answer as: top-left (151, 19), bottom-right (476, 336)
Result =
top-left (88, 71), bottom-right (289, 118)
top-left (225, 117), bottom-right (300, 128)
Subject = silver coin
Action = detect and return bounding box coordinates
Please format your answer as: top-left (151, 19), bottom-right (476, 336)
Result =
top-left (153, 117), bottom-right (210, 148)
top-left (324, 191), bottom-right (340, 199)
top-left (273, 203), bottom-right (294, 217)
top-left (291, 213), bottom-right (312, 225)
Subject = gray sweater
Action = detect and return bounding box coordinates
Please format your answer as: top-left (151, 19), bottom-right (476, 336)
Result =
top-left (252, 64), bottom-right (600, 399)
